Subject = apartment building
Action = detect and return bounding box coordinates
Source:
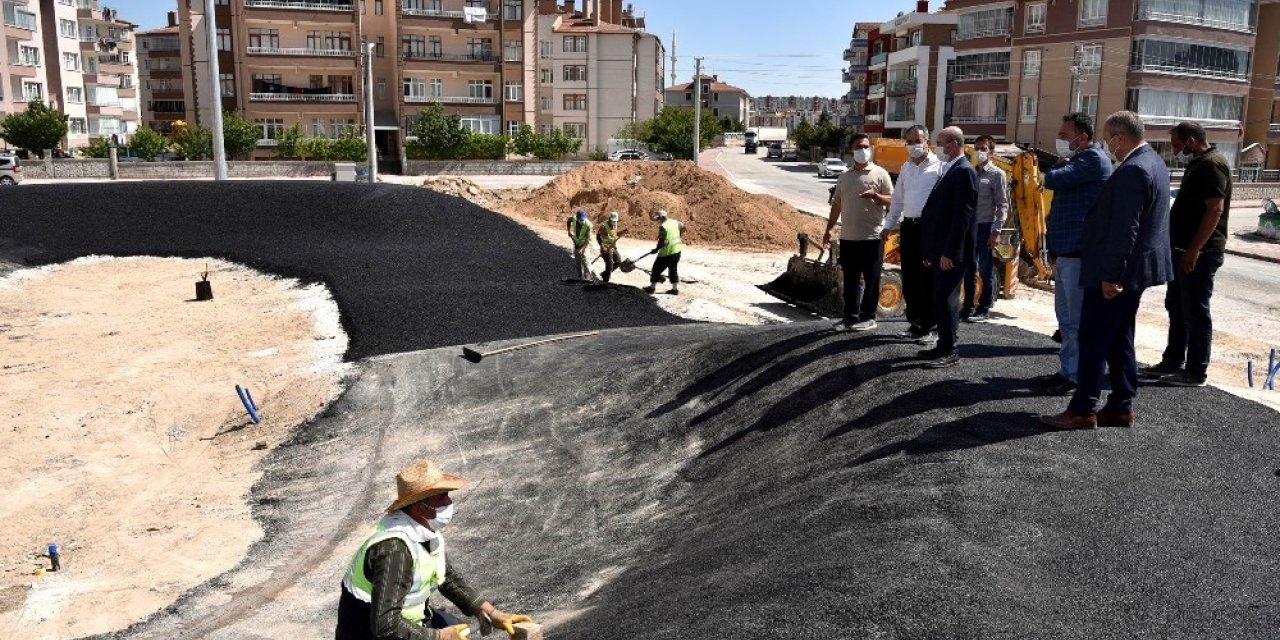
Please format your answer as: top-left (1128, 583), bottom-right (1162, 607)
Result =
top-left (946, 0), bottom-right (1012, 141)
top-left (137, 13), bottom-right (183, 135)
top-left (750, 95), bottom-right (843, 129)
top-left (2, 0), bottom-right (45, 123)
top-left (665, 75), bottom-right (749, 124)
top-left (872, 2), bottom-right (956, 139)
top-left (535, 0), bottom-right (664, 153)
top-left (1242, 0), bottom-right (1279, 171)
top-left (840, 23), bottom-right (876, 130)
top-left (1002, 0), bottom-right (1279, 166)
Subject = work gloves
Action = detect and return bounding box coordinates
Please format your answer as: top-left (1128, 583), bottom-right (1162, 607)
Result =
top-left (481, 609), bottom-right (533, 638)
top-left (436, 624), bottom-right (472, 640)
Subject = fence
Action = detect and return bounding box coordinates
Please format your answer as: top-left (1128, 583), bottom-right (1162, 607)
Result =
top-left (23, 159), bottom-right (336, 180)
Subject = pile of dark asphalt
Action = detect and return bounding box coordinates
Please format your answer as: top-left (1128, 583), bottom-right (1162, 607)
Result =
top-left (0, 181), bottom-right (684, 359)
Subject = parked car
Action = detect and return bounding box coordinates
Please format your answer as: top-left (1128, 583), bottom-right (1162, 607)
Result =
top-left (0, 155), bottom-right (22, 185)
top-left (817, 158), bottom-right (848, 178)
top-left (609, 149), bottom-right (649, 161)
top-left (781, 149), bottom-right (798, 161)
top-left (767, 143), bottom-right (783, 158)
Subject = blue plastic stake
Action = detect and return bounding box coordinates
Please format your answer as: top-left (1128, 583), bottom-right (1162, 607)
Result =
top-left (244, 388), bottom-right (259, 412)
top-left (1268, 361), bottom-right (1280, 391)
top-left (235, 385), bottom-right (261, 424)
top-left (1247, 360), bottom-right (1254, 388)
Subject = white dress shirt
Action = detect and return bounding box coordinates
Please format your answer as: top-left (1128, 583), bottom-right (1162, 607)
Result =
top-left (884, 154), bottom-right (942, 231)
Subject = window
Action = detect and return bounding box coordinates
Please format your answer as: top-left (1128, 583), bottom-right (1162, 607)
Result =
top-left (248, 28), bottom-right (279, 49)
top-left (540, 40), bottom-right (552, 58)
top-left (375, 0), bottom-right (382, 14)
top-left (1080, 0), bottom-right (1107, 27)
top-left (957, 6), bottom-right (1014, 39)
top-left (504, 0), bottom-right (522, 20)
top-left (1134, 0), bottom-right (1254, 32)
top-left (325, 31), bottom-right (352, 51)
top-left (507, 120), bottom-right (521, 136)
top-left (1129, 38), bottom-right (1250, 81)
top-left (60, 18), bottom-right (76, 38)
top-left (428, 36), bottom-right (442, 56)
top-left (404, 78), bottom-right (427, 98)
top-left (468, 80), bottom-right (493, 99)
top-left (217, 28), bottom-right (231, 51)
top-left (562, 122), bottom-right (586, 138)
top-left (1019, 95), bottom-right (1037, 123)
top-left (22, 82), bottom-right (44, 102)
top-left (563, 35), bottom-right (587, 53)
top-left (401, 34), bottom-right (426, 58)
top-left (539, 96), bottom-right (552, 111)
top-left (429, 79), bottom-right (442, 97)
top-left (951, 92), bottom-right (1007, 123)
top-left (377, 81), bottom-right (386, 99)
top-left (66, 86), bottom-right (83, 103)
top-left (563, 65), bottom-right (587, 81)
top-left (951, 51), bottom-right (1010, 81)
top-left (539, 68), bottom-right (553, 84)
top-left (255, 118), bottom-right (285, 141)
top-left (504, 81), bottom-right (522, 101)
top-left (69, 118), bottom-right (86, 134)
top-left (252, 73), bottom-right (282, 91)
top-left (466, 37), bottom-right (493, 59)
top-left (149, 99), bottom-right (185, 113)
top-left (909, 30), bottom-right (921, 46)
top-left (307, 31), bottom-right (323, 49)
top-left (63, 52), bottom-right (79, 71)
top-left (539, 124), bottom-right (553, 135)
top-left (1025, 3), bottom-right (1045, 33)
top-left (376, 37), bottom-right (385, 57)
top-left (1022, 49), bottom-right (1041, 78)
top-left (328, 76), bottom-right (354, 94)
top-left (1077, 94), bottom-right (1098, 120)
top-left (1074, 44), bottom-right (1102, 75)
top-left (459, 114), bottom-right (500, 134)
top-left (685, 92), bottom-right (692, 100)
top-left (563, 94), bottom-right (587, 110)
top-left (504, 41), bottom-right (522, 62)
top-left (16, 45), bottom-right (39, 67)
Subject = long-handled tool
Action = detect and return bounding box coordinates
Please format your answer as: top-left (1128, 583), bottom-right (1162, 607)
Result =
top-left (619, 249), bottom-right (656, 273)
top-left (461, 331), bottom-right (600, 363)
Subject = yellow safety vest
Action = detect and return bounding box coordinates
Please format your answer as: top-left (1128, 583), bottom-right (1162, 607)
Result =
top-left (598, 222), bottom-right (618, 250)
top-left (571, 218), bottom-right (593, 246)
top-left (342, 513), bottom-right (448, 624)
top-left (658, 218), bottom-right (683, 257)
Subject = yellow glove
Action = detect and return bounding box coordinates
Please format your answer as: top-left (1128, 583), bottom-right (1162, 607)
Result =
top-left (487, 610), bottom-right (533, 638)
top-left (437, 624), bottom-right (471, 640)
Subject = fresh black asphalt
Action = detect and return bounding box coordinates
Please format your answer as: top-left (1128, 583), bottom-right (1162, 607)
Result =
top-left (0, 181), bottom-right (684, 359)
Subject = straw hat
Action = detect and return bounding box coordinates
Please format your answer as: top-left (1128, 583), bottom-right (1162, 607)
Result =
top-left (386, 458), bottom-right (466, 512)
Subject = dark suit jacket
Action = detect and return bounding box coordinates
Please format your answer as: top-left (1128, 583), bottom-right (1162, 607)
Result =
top-left (1080, 144), bottom-right (1174, 291)
top-left (920, 156), bottom-right (978, 266)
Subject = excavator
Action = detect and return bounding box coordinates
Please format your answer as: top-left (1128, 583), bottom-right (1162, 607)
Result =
top-left (760, 140), bottom-right (1057, 319)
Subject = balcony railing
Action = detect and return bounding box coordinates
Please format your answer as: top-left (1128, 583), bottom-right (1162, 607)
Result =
top-left (868, 83), bottom-right (885, 96)
top-left (949, 115), bottom-right (1007, 124)
top-left (247, 46), bottom-right (356, 57)
top-left (1135, 0), bottom-right (1254, 33)
top-left (1270, 123), bottom-right (1280, 133)
top-left (244, 0), bottom-right (353, 10)
top-left (400, 4), bottom-right (498, 19)
top-left (887, 111), bottom-right (916, 122)
top-left (98, 55), bottom-right (130, 66)
top-left (250, 92), bottom-right (356, 102)
top-left (869, 52), bottom-right (887, 66)
top-left (88, 98), bottom-right (121, 107)
top-left (143, 40), bottom-right (181, 51)
top-left (888, 79), bottom-right (917, 96)
top-left (404, 95), bottom-right (499, 104)
top-left (403, 51), bottom-right (498, 63)
top-left (1128, 62), bottom-right (1248, 82)
top-left (1078, 14), bottom-right (1107, 27)
top-left (5, 10), bottom-right (38, 30)
top-left (1137, 113), bottom-right (1240, 128)
top-left (865, 114), bottom-right (884, 124)
top-left (257, 138), bottom-right (280, 146)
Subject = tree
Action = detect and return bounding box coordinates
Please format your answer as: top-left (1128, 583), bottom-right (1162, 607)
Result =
top-left (405, 103), bottom-right (468, 160)
top-left (221, 110), bottom-right (260, 159)
top-left (718, 116), bottom-right (745, 133)
top-left (276, 123), bottom-right (306, 159)
top-left (463, 133), bottom-right (509, 160)
top-left (0, 100), bottom-right (69, 158)
top-left (172, 122), bottom-right (213, 160)
top-left (639, 107), bottom-right (720, 160)
top-left (328, 126), bottom-right (368, 162)
top-left (80, 138), bottom-right (112, 159)
top-left (509, 124), bottom-right (578, 160)
top-left (130, 127), bottom-right (170, 161)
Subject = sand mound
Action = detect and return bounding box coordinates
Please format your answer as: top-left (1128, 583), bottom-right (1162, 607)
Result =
top-left (508, 161), bottom-right (825, 251)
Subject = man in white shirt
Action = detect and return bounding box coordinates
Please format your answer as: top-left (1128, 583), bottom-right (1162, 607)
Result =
top-left (881, 124), bottom-right (943, 343)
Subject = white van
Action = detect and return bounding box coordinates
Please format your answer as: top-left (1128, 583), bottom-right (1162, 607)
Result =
top-left (0, 155), bottom-right (22, 185)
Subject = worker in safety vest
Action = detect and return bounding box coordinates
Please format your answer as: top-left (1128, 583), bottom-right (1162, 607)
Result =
top-left (336, 459), bottom-right (534, 640)
top-left (596, 211), bottom-right (623, 283)
top-left (566, 208), bottom-right (596, 282)
top-left (643, 210), bottom-right (685, 295)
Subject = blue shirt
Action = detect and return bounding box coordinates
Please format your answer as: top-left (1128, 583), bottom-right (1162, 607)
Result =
top-left (1044, 142), bottom-right (1112, 257)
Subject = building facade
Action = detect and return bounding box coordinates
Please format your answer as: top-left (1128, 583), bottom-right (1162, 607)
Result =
top-left (840, 23), bottom-right (876, 130)
top-left (137, 13), bottom-right (183, 135)
top-left (665, 75), bottom-right (749, 124)
top-left (751, 95), bottom-right (843, 129)
top-left (868, 2), bottom-right (956, 139)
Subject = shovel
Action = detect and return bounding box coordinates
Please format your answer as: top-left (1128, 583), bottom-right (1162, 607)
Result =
top-left (619, 250), bottom-right (656, 274)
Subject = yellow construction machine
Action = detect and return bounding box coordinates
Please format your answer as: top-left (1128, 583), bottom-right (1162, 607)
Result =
top-left (759, 143), bottom-right (1056, 319)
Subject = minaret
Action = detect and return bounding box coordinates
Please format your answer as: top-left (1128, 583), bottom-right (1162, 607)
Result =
top-left (670, 29), bottom-right (678, 87)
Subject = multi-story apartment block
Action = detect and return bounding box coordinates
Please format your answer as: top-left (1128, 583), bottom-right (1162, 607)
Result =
top-left (665, 74), bottom-right (748, 126)
top-left (535, 0), bottom-right (664, 154)
top-left (841, 23), bottom-right (876, 130)
top-left (874, 2), bottom-right (956, 139)
top-left (1004, 0), bottom-right (1279, 166)
top-left (137, 13), bottom-right (183, 135)
top-left (3, 0), bottom-right (46, 122)
top-left (750, 96), bottom-right (844, 129)
top-left (946, 0), bottom-right (1012, 141)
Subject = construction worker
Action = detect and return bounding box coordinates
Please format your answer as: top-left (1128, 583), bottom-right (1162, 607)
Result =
top-left (566, 208), bottom-right (595, 282)
top-left (335, 458), bottom-right (534, 640)
top-left (596, 211), bottom-right (623, 283)
top-left (643, 210), bottom-right (684, 295)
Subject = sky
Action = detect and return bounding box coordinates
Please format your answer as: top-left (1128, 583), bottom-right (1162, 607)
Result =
top-left (124, 0), bottom-right (927, 98)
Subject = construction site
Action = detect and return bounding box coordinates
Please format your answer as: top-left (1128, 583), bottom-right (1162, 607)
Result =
top-left (2, 162), bottom-right (1279, 640)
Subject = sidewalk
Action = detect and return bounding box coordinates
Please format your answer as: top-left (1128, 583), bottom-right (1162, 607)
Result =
top-left (1225, 200), bottom-right (1280, 264)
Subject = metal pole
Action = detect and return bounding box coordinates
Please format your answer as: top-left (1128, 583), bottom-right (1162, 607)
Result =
top-left (693, 57), bottom-right (703, 165)
top-left (204, 0), bottom-right (227, 180)
top-left (364, 40), bottom-right (378, 183)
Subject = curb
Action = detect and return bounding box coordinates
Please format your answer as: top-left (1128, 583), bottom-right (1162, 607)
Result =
top-left (1224, 247), bottom-right (1280, 265)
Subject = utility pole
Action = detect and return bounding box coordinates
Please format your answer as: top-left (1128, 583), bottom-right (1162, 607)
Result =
top-left (693, 57), bottom-right (703, 165)
top-left (204, 0), bottom-right (227, 180)
top-left (363, 40), bottom-right (378, 183)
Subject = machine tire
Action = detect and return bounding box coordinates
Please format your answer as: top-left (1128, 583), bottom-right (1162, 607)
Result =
top-left (0, 176), bottom-right (15, 185)
top-left (877, 270), bottom-right (906, 318)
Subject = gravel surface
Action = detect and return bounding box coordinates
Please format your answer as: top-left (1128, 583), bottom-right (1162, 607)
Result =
top-left (0, 181), bottom-right (685, 359)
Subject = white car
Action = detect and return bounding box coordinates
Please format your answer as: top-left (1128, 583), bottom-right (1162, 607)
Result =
top-left (609, 149), bottom-right (649, 162)
top-left (817, 158), bottom-right (848, 178)
top-left (0, 155), bottom-right (22, 185)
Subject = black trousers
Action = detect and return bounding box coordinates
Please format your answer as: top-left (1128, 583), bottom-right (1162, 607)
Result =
top-left (651, 252), bottom-right (681, 285)
top-left (1069, 287), bottom-right (1144, 415)
top-left (1161, 249), bottom-right (1223, 377)
top-left (600, 247), bottom-right (620, 283)
top-left (898, 219), bottom-right (934, 331)
top-left (932, 262), bottom-right (966, 353)
top-left (839, 239), bottom-right (884, 322)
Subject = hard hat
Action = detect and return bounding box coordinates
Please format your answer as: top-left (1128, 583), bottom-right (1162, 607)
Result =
top-left (576, 209), bottom-right (588, 221)
top-left (652, 210), bottom-right (668, 220)
top-left (609, 211), bottom-right (620, 222)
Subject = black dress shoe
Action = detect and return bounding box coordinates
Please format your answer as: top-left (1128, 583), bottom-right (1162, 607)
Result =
top-left (923, 352), bottom-right (960, 369)
top-left (917, 346), bottom-right (944, 359)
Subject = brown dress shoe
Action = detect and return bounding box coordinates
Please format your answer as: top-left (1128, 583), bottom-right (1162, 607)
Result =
top-left (1039, 410), bottom-right (1097, 430)
top-left (1096, 409), bottom-right (1136, 427)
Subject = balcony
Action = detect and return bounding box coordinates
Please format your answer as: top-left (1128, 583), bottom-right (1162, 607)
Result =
top-left (842, 69), bottom-right (864, 83)
top-left (244, 0), bottom-right (353, 10)
top-left (1134, 0), bottom-right (1254, 33)
top-left (88, 98), bottom-right (121, 107)
top-left (887, 78), bottom-right (917, 96)
top-left (868, 83), bottom-right (885, 97)
top-left (949, 115), bottom-right (1007, 124)
top-left (887, 110), bottom-right (915, 122)
top-left (400, 3), bottom-right (498, 20)
top-left (404, 95), bottom-right (499, 104)
top-left (1136, 113), bottom-right (1240, 128)
top-left (1128, 61), bottom-right (1248, 82)
top-left (247, 46), bottom-right (356, 57)
top-left (402, 51), bottom-right (499, 63)
top-left (865, 114), bottom-right (884, 124)
top-left (1271, 124), bottom-right (1280, 133)
top-left (4, 9), bottom-right (38, 30)
top-left (98, 55), bottom-right (131, 67)
top-left (142, 39), bottom-right (181, 52)
top-left (869, 52), bottom-right (887, 67)
top-left (250, 92), bottom-right (356, 102)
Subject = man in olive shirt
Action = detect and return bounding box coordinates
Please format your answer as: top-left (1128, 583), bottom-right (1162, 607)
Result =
top-left (1142, 121), bottom-right (1231, 387)
top-left (823, 133), bottom-right (894, 332)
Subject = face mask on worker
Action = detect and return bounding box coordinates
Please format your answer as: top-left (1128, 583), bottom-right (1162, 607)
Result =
top-left (852, 148), bottom-right (872, 165)
top-left (427, 502), bottom-right (454, 530)
top-left (975, 151), bottom-right (989, 165)
top-left (1055, 138), bottom-right (1074, 157)
top-left (906, 143), bottom-right (927, 159)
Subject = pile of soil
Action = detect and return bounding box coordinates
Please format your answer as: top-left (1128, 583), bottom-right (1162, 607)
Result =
top-left (507, 161), bottom-right (825, 252)
top-left (422, 176), bottom-right (533, 210)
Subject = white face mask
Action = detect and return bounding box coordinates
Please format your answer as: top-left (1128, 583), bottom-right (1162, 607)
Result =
top-left (427, 502), bottom-right (454, 530)
top-left (935, 146), bottom-right (951, 162)
top-left (975, 151), bottom-right (989, 165)
top-left (906, 143), bottom-right (927, 159)
top-left (1174, 149), bottom-right (1193, 163)
top-left (852, 148), bottom-right (872, 165)
top-left (1055, 138), bottom-right (1073, 157)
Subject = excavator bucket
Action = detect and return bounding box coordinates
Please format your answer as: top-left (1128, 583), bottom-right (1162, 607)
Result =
top-left (758, 233), bottom-right (906, 319)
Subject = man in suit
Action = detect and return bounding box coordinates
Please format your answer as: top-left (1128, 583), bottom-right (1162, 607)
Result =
top-left (918, 126), bottom-right (978, 369)
top-left (1041, 111), bottom-right (1174, 430)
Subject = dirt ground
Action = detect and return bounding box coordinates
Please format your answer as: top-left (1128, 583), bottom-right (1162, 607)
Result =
top-left (0, 256), bottom-right (348, 639)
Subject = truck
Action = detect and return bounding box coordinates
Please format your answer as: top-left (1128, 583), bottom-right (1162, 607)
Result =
top-left (747, 127), bottom-right (788, 145)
